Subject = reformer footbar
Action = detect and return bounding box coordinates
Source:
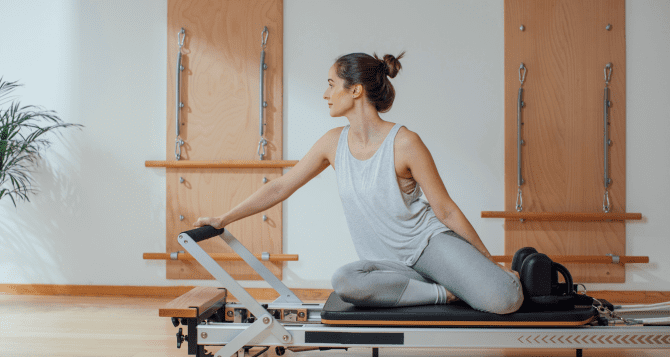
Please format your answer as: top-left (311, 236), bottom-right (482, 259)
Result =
top-left (163, 226), bottom-right (670, 357)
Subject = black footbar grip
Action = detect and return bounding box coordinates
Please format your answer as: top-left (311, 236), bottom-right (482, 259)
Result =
top-left (180, 226), bottom-right (225, 243)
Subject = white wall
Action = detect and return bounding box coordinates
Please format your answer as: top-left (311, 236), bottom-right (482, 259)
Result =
top-left (1, 0), bottom-right (669, 293)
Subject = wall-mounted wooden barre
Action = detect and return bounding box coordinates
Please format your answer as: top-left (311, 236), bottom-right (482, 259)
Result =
top-left (481, 211), bottom-right (642, 222)
top-left (145, 160), bottom-right (298, 168)
top-left (143, 252), bottom-right (299, 262)
top-left (491, 255), bottom-right (648, 265)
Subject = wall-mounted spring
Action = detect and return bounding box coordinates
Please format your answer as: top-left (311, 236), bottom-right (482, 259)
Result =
top-left (516, 63), bottom-right (527, 212)
top-left (175, 28), bottom-right (186, 160)
top-left (603, 63), bottom-right (613, 212)
top-left (257, 26), bottom-right (269, 160)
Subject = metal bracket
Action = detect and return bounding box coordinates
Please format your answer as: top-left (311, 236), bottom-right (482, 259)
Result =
top-left (170, 251), bottom-right (185, 260)
top-left (606, 253), bottom-right (620, 264)
top-left (208, 313), bottom-right (277, 357)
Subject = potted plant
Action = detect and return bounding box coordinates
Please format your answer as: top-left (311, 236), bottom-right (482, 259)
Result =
top-left (0, 77), bottom-right (84, 207)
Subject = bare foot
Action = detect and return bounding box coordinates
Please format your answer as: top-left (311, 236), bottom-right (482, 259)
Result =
top-left (446, 291), bottom-right (461, 304)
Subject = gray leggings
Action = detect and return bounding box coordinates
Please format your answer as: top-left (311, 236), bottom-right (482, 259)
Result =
top-left (331, 231), bottom-right (524, 314)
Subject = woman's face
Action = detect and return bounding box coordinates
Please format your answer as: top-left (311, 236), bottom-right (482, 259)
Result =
top-left (324, 64), bottom-right (356, 117)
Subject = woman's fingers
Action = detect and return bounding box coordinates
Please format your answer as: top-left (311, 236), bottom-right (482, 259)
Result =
top-left (193, 217), bottom-right (224, 229)
top-left (193, 217), bottom-right (210, 227)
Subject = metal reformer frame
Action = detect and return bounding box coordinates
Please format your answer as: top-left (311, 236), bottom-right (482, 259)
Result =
top-left (175, 227), bottom-right (670, 357)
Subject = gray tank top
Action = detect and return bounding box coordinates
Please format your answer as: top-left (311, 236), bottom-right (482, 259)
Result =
top-left (335, 123), bottom-right (451, 266)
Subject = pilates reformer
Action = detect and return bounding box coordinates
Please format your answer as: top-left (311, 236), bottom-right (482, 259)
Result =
top-left (159, 226), bottom-right (670, 357)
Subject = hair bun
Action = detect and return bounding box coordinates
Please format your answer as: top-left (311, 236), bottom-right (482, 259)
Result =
top-left (376, 51), bottom-right (405, 79)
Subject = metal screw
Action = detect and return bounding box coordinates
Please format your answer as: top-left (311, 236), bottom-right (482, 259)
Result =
top-left (227, 310), bottom-right (233, 317)
top-left (283, 335), bottom-right (289, 341)
top-left (263, 215), bottom-right (267, 221)
top-left (180, 177), bottom-right (184, 183)
top-left (298, 312), bottom-right (305, 318)
top-left (520, 25), bottom-right (524, 31)
top-left (606, 24), bottom-right (612, 31)
top-left (263, 317), bottom-right (270, 324)
top-left (180, 215), bottom-right (184, 221)
top-left (201, 332), bottom-right (208, 339)
top-left (263, 177), bottom-right (268, 184)
top-left (263, 101), bottom-right (268, 108)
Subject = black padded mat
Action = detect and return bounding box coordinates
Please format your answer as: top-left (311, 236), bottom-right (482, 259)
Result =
top-left (321, 292), bottom-right (598, 326)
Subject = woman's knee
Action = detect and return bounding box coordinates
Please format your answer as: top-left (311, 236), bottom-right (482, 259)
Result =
top-left (481, 282), bottom-right (525, 315)
top-left (468, 274), bottom-right (525, 314)
top-left (331, 262), bottom-right (369, 303)
top-left (493, 288), bottom-right (524, 314)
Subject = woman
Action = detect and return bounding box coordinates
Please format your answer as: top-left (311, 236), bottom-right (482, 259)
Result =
top-left (194, 52), bottom-right (524, 314)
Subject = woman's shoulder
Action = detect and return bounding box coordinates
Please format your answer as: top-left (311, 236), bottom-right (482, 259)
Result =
top-left (395, 125), bottom-right (420, 147)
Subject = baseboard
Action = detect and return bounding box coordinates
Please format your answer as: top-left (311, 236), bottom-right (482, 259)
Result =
top-left (2, 284), bottom-right (670, 304)
top-left (0, 284), bottom-right (333, 302)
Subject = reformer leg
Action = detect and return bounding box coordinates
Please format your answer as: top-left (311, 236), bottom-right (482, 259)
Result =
top-left (372, 347), bottom-right (379, 357)
top-left (576, 348), bottom-right (582, 357)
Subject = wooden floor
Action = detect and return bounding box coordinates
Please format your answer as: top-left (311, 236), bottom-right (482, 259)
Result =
top-left (1, 294), bottom-right (669, 357)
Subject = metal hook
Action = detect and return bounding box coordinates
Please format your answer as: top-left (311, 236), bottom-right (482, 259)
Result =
top-left (175, 137), bottom-right (184, 160)
top-left (603, 189), bottom-right (610, 213)
top-left (261, 26), bottom-right (268, 49)
top-left (257, 137), bottom-right (267, 160)
top-left (604, 63), bottom-right (612, 85)
top-left (178, 28), bottom-right (185, 49)
top-left (519, 63), bottom-right (527, 85)
top-left (516, 187), bottom-right (523, 212)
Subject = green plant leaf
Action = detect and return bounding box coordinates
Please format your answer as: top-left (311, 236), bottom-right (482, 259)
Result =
top-left (0, 78), bottom-right (84, 207)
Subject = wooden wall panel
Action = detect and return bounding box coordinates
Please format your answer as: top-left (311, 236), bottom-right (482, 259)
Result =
top-left (504, 0), bottom-right (626, 282)
top-left (167, 0), bottom-right (284, 280)
top-left (167, 168), bottom-right (283, 280)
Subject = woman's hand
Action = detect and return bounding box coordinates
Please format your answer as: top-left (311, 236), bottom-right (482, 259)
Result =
top-left (193, 216), bottom-right (225, 230)
top-left (497, 262), bottom-right (520, 280)
top-left (483, 253), bottom-right (520, 280)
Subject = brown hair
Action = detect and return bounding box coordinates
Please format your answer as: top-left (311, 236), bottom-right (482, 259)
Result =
top-left (333, 51), bottom-right (406, 113)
